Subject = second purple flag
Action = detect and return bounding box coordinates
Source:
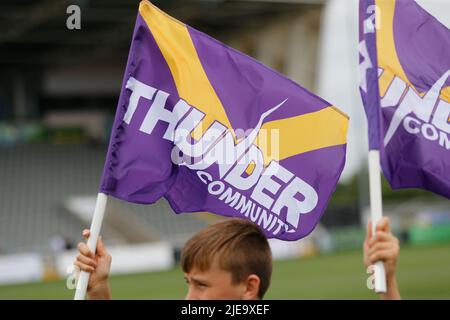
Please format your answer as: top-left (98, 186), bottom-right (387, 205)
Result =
top-left (359, 0), bottom-right (450, 199)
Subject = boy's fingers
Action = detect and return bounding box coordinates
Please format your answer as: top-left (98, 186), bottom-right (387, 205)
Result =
top-left (76, 254), bottom-right (97, 268)
top-left (368, 242), bottom-right (391, 256)
top-left (77, 242), bottom-right (94, 258)
top-left (365, 219), bottom-right (372, 241)
top-left (369, 231), bottom-right (392, 246)
top-left (375, 217), bottom-right (391, 233)
top-left (369, 249), bottom-right (395, 264)
top-left (74, 261), bottom-right (95, 273)
top-left (82, 229), bottom-right (90, 240)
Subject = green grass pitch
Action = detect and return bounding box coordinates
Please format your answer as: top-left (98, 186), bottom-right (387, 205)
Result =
top-left (1, 244), bottom-right (449, 299)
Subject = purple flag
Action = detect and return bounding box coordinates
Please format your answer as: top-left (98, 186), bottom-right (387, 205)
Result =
top-left (359, 0), bottom-right (450, 198)
top-left (100, 1), bottom-right (349, 240)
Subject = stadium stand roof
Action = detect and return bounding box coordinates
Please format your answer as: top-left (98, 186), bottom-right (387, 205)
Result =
top-left (0, 0), bottom-right (323, 67)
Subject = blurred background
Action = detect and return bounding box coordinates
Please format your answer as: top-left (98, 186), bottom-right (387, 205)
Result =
top-left (0, 0), bottom-right (449, 299)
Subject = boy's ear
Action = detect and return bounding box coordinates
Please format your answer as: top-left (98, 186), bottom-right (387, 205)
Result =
top-left (242, 274), bottom-right (261, 300)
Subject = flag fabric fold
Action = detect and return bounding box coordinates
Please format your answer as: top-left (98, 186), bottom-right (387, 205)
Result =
top-left (100, 0), bottom-right (349, 240)
top-left (359, 0), bottom-right (450, 198)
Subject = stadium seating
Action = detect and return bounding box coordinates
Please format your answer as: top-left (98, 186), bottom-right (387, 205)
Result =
top-left (0, 144), bottom-right (208, 254)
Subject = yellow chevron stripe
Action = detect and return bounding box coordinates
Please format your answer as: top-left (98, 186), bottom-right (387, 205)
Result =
top-left (376, 0), bottom-right (415, 97)
top-left (441, 87), bottom-right (450, 103)
top-left (139, 1), bottom-right (232, 139)
top-left (255, 106), bottom-right (349, 166)
top-left (376, 0), bottom-right (450, 103)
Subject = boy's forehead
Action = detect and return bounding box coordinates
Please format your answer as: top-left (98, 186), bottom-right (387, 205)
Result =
top-left (186, 255), bottom-right (219, 273)
top-left (184, 260), bottom-right (231, 280)
top-left (184, 265), bottom-right (214, 279)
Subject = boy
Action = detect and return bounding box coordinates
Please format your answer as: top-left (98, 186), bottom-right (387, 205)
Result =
top-left (75, 217), bottom-right (400, 300)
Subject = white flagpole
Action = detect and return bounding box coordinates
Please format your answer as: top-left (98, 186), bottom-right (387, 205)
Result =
top-left (74, 192), bottom-right (108, 300)
top-left (368, 150), bottom-right (387, 293)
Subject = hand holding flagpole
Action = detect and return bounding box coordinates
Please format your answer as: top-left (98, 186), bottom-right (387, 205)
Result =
top-left (74, 193), bottom-right (108, 300)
